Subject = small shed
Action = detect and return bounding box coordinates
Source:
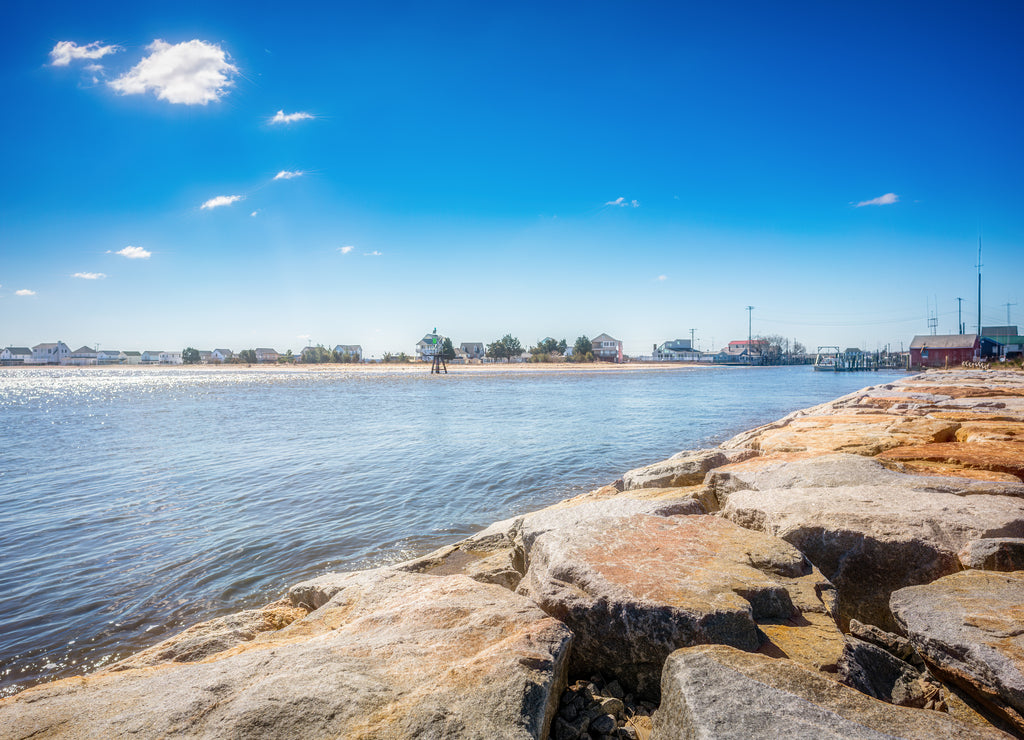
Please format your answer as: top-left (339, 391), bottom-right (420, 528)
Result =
top-left (909, 334), bottom-right (979, 368)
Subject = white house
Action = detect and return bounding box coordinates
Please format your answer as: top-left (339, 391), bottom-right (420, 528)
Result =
top-left (141, 351), bottom-right (163, 364)
top-left (654, 339), bottom-right (701, 362)
top-left (32, 341), bottom-right (71, 365)
top-left (333, 345), bottom-right (362, 361)
top-left (67, 346), bottom-right (98, 365)
top-left (591, 333), bottom-right (623, 363)
top-left (122, 351), bottom-right (142, 365)
top-left (459, 342), bottom-right (485, 360)
top-left (255, 348), bottom-right (279, 363)
top-left (159, 351), bottom-right (183, 365)
top-left (98, 349), bottom-right (126, 365)
top-left (416, 333), bottom-right (442, 361)
top-left (1, 347), bottom-right (33, 364)
top-left (211, 349), bottom-right (233, 363)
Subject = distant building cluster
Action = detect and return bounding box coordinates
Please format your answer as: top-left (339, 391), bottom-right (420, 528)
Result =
top-left (0, 342), bottom-right (363, 366)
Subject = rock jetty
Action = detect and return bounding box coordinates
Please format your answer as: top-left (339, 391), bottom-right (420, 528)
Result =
top-left (3, 368), bottom-right (1024, 739)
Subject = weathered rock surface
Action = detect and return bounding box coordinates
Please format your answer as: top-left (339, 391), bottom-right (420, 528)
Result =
top-left (705, 452), bottom-right (1024, 511)
top-left (720, 485), bottom-right (1024, 630)
top-left (837, 636), bottom-right (939, 708)
top-left (959, 539), bottom-right (1024, 572)
top-left (878, 441), bottom-right (1024, 481)
top-left (0, 569), bottom-right (573, 740)
top-left (110, 598), bottom-right (307, 671)
top-left (517, 510), bottom-right (840, 698)
top-left (652, 644), bottom-right (1012, 739)
top-left (621, 448), bottom-right (756, 490)
top-left (891, 570), bottom-right (1024, 734)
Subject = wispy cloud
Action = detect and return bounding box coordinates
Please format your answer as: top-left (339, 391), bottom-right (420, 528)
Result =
top-left (73, 272), bottom-right (106, 280)
top-left (16, 289), bottom-right (36, 296)
top-left (271, 110), bottom-right (314, 124)
top-left (605, 196), bottom-right (640, 208)
top-left (364, 250), bottom-right (382, 257)
top-left (656, 275), bottom-right (667, 282)
top-left (337, 246), bottom-right (355, 254)
top-left (273, 170), bottom-right (303, 180)
top-left (113, 246), bottom-right (151, 259)
top-left (49, 40), bottom-right (121, 67)
top-left (108, 39), bottom-right (237, 105)
top-left (201, 194), bottom-right (243, 210)
top-left (251, 210), bottom-right (259, 217)
top-left (855, 192), bottom-right (899, 207)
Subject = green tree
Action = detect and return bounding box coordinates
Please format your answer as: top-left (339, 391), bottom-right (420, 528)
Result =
top-left (182, 347), bottom-right (200, 365)
top-left (573, 336), bottom-right (593, 360)
top-left (382, 351), bottom-right (394, 363)
top-left (238, 349), bottom-right (257, 364)
top-left (501, 334), bottom-right (522, 361)
top-left (441, 337), bottom-right (456, 360)
top-left (301, 345), bottom-right (332, 363)
top-left (486, 339), bottom-right (507, 362)
top-left (280, 349), bottom-right (294, 363)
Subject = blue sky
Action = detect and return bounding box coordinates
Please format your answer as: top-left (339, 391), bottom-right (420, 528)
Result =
top-left (2, 1), bottom-right (1021, 357)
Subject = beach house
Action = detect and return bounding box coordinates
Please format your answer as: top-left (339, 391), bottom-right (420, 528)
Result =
top-left (333, 345), bottom-right (363, 362)
top-left (983, 326), bottom-right (1023, 360)
top-left (1, 347), bottom-right (33, 365)
top-left (459, 342), bottom-right (485, 361)
top-left (654, 339), bottom-right (700, 362)
top-left (416, 332), bottom-right (442, 361)
top-left (32, 341), bottom-right (71, 365)
top-left (67, 346), bottom-right (98, 365)
top-left (141, 351), bottom-right (163, 364)
top-left (159, 351), bottom-right (183, 365)
top-left (591, 333), bottom-right (623, 362)
top-left (211, 349), bottom-right (233, 364)
top-left (123, 351), bottom-right (142, 365)
top-left (98, 349), bottom-right (126, 365)
top-left (255, 348), bottom-right (280, 363)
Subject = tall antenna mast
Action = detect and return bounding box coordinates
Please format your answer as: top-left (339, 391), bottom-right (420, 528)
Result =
top-left (1005, 301), bottom-right (1018, 325)
top-left (956, 297), bottom-right (964, 334)
top-left (977, 236), bottom-right (983, 335)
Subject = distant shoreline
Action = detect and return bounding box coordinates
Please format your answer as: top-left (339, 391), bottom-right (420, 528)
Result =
top-left (6, 361), bottom-right (731, 374)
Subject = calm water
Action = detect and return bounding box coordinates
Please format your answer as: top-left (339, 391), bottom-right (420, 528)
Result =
top-left (0, 364), bottom-right (906, 696)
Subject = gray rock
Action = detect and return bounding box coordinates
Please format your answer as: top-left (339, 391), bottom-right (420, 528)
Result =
top-left (720, 485), bottom-right (1024, 630)
top-left (517, 511), bottom-right (838, 699)
top-left (891, 570), bottom-right (1024, 734)
top-left (705, 453), bottom-right (1024, 511)
top-left (848, 618), bottom-right (916, 662)
top-left (837, 636), bottom-right (932, 707)
top-left (958, 538), bottom-right (1024, 572)
top-left (621, 448), bottom-right (756, 490)
top-left (652, 644), bottom-right (1011, 739)
top-left (0, 570), bottom-right (572, 740)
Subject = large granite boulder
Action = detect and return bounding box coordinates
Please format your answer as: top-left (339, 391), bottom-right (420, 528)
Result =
top-left (705, 452), bottom-right (1024, 511)
top-left (0, 569), bottom-right (573, 740)
top-left (891, 570), bottom-right (1024, 734)
top-left (652, 644), bottom-right (1011, 739)
top-left (621, 448), bottom-right (756, 490)
top-left (720, 485), bottom-right (1024, 630)
top-left (517, 510), bottom-right (840, 698)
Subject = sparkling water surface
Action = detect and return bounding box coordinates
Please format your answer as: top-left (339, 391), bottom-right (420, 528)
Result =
top-left (0, 364), bottom-right (906, 696)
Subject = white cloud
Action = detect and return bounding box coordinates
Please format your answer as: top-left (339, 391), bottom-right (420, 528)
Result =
top-left (605, 196), bottom-right (639, 208)
top-left (73, 272), bottom-right (106, 280)
top-left (273, 170), bottom-right (303, 180)
top-left (114, 246), bottom-right (151, 259)
top-left (270, 110), bottom-right (314, 124)
top-left (855, 192), bottom-right (899, 207)
top-left (364, 250), bottom-right (382, 256)
top-left (338, 246), bottom-right (354, 254)
top-left (16, 289), bottom-right (36, 296)
top-left (656, 275), bottom-right (667, 282)
top-left (251, 210), bottom-right (259, 217)
top-left (108, 39), bottom-right (237, 105)
top-left (201, 194), bottom-right (243, 210)
top-left (49, 40), bottom-right (121, 67)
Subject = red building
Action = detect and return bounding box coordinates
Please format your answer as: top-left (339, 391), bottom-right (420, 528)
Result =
top-left (909, 334), bottom-right (979, 368)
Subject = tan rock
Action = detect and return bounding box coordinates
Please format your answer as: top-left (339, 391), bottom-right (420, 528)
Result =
top-left (720, 485), bottom-right (1024, 630)
top-left (621, 448), bottom-right (756, 490)
top-left (891, 570), bottom-right (1024, 734)
top-left (653, 644), bottom-right (1012, 739)
top-left (0, 570), bottom-right (573, 740)
top-left (878, 441), bottom-right (1024, 481)
top-left (517, 511), bottom-right (840, 698)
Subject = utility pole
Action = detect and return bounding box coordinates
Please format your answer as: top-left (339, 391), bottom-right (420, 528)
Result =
top-left (746, 306), bottom-right (754, 346)
top-left (689, 328), bottom-right (697, 349)
top-left (956, 297), bottom-right (964, 334)
top-left (1005, 301), bottom-right (1018, 325)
